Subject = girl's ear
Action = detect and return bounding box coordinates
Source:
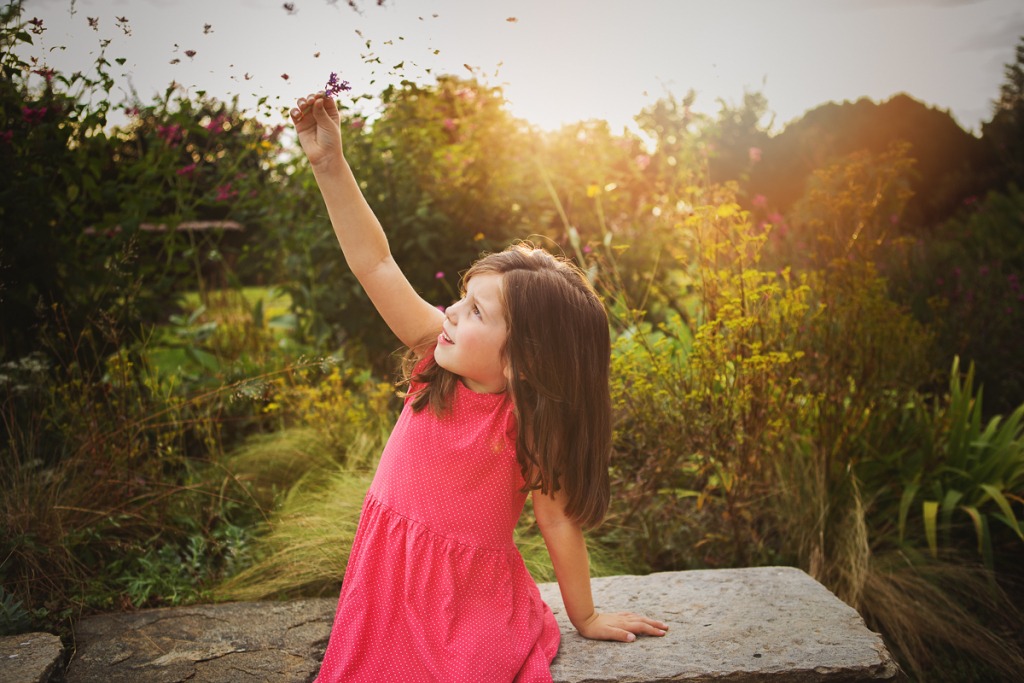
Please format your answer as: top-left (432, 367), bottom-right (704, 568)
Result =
top-left (502, 359), bottom-right (526, 384)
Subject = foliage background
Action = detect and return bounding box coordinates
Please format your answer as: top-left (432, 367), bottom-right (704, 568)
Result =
top-left (2, 3), bottom-right (1023, 681)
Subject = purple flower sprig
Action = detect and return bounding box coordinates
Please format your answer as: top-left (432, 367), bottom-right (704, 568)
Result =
top-left (324, 72), bottom-right (351, 97)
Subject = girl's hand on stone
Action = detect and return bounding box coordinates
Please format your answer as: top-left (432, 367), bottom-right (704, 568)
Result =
top-left (577, 611), bottom-right (669, 643)
top-left (290, 93), bottom-right (343, 170)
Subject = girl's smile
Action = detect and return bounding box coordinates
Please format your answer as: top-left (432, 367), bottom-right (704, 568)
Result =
top-left (434, 272), bottom-right (508, 394)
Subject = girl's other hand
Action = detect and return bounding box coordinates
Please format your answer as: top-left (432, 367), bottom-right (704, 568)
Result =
top-left (290, 93), bottom-right (343, 170)
top-left (577, 611), bottom-right (669, 643)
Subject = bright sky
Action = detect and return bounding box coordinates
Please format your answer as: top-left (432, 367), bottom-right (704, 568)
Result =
top-left (19, 0), bottom-right (1024, 136)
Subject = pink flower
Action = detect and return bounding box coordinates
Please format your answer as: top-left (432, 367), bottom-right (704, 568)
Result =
top-left (21, 107), bottom-right (47, 124)
top-left (748, 147), bottom-right (762, 163)
top-left (752, 194), bottom-right (767, 209)
top-left (32, 68), bottom-right (55, 83)
top-left (351, 118), bottom-right (365, 130)
top-left (443, 118), bottom-right (457, 131)
top-left (177, 163), bottom-right (196, 176)
top-left (0, 130), bottom-right (13, 145)
top-left (215, 183), bottom-right (237, 202)
top-left (263, 124), bottom-right (285, 142)
top-left (435, 271), bottom-right (445, 279)
top-left (635, 154), bottom-right (651, 171)
top-left (156, 123), bottom-right (182, 145)
top-left (205, 114), bottom-right (226, 133)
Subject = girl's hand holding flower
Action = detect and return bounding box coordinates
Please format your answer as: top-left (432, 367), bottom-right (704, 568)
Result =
top-left (291, 91), bottom-right (344, 171)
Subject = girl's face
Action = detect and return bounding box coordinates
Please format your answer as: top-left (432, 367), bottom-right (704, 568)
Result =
top-left (435, 272), bottom-right (509, 394)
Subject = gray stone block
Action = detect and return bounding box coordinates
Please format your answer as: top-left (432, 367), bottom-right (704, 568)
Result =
top-left (65, 567), bottom-right (897, 682)
top-left (540, 567), bottom-right (897, 682)
top-left (0, 632), bottom-right (64, 683)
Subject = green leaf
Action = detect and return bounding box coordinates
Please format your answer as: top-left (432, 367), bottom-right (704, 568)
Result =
top-left (940, 488), bottom-right (963, 545)
top-left (898, 482), bottom-right (919, 543)
top-left (959, 505), bottom-right (994, 568)
top-left (923, 500), bottom-right (939, 558)
top-left (979, 484), bottom-right (1024, 540)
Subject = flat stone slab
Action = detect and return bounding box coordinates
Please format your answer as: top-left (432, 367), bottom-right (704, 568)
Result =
top-left (66, 599), bottom-right (331, 682)
top-left (66, 567), bottom-right (896, 682)
top-left (540, 567), bottom-right (897, 682)
top-left (0, 632), bottom-right (64, 683)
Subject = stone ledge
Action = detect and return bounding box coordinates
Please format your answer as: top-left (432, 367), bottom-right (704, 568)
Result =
top-left (0, 632), bottom-right (64, 683)
top-left (63, 566), bottom-right (897, 682)
top-left (540, 567), bottom-right (897, 682)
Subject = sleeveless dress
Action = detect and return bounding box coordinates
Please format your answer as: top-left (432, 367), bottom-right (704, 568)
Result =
top-left (315, 350), bottom-right (561, 682)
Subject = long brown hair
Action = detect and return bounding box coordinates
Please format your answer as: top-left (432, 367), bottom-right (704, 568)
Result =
top-left (405, 244), bottom-right (611, 528)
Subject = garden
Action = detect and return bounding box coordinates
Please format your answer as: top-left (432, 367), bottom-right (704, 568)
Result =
top-left (2, 2), bottom-right (1023, 680)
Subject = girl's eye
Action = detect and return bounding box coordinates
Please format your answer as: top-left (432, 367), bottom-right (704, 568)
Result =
top-left (472, 305), bottom-right (481, 317)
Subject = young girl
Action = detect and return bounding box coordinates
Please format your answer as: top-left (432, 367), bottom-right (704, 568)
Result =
top-left (291, 92), bottom-right (668, 682)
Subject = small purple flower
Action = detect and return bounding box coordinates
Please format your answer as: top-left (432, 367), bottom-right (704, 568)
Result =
top-left (325, 72), bottom-right (351, 97)
top-left (435, 271), bottom-right (445, 279)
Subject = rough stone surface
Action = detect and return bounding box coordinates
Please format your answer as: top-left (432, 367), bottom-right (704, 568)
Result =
top-left (540, 567), bottom-right (898, 682)
top-left (65, 567), bottom-right (897, 682)
top-left (0, 632), bottom-right (64, 683)
top-left (66, 599), bottom-right (333, 683)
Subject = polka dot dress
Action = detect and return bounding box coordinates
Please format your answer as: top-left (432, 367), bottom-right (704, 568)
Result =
top-left (315, 348), bottom-right (560, 682)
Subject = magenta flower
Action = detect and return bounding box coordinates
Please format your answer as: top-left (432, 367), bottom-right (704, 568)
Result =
top-left (0, 130), bottom-right (13, 145)
top-left (32, 68), bottom-right (55, 83)
top-left (443, 117), bottom-right (457, 131)
top-left (263, 124), bottom-right (285, 142)
top-left (351, 118), bottom-right (365, 130)
top-left (156, 123), bottom-right (182, 145)
top-left (205, 114), bottom-right (226, 132)
top-left (215, 183), bottom-right (238, 202)
top-left (177, 163), bottom-right (197, 177)
top-left (21, 107), bottom-right (47, 124)
top-left (325, 72), bottom-right (351, 97)
top-left (28, 17), bottom-right (45, 35)
top-left (435, 271), bottom-right (445, 279)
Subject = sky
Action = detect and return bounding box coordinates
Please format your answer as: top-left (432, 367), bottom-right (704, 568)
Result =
top-left (17, 0), bottom-right (1024, 137)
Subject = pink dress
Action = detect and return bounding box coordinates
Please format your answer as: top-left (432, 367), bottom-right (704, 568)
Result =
top-left (315, 350), bottom-right (561, 682)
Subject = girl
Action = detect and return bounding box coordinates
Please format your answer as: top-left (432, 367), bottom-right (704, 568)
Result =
top-left (291, 92), bottom-right (667, 683)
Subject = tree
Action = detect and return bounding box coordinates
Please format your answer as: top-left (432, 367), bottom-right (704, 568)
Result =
top-left (982, 36), bottom-right (1024, 190)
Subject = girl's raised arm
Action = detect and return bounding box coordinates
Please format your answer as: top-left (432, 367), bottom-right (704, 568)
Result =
top-left (532, 487), bottom-right (669, 642)
top-left (290, 93), bottom-right (443, 351)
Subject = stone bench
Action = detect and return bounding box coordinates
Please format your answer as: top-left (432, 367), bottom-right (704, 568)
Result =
top-left (6, 567), bottom-right (897, 682)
